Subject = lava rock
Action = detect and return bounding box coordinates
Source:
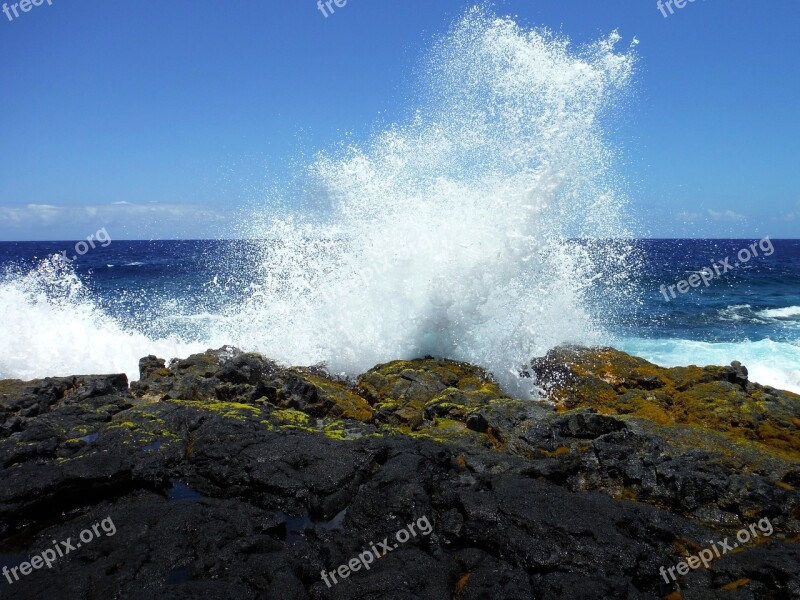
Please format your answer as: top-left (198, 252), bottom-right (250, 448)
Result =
top-left (1, 346), bottom-right (798, 599)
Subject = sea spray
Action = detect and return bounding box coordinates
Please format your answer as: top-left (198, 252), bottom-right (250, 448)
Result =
top-left (221, 7), bottom-right (641, 396)
top-left (0, 255), bottom-right (204, 381)
top-left (0, 7), bottom-right (641, 395)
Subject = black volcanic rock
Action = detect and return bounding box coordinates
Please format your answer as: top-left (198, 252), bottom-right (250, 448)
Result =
top-left (0, 347), bottom-right (798, 599)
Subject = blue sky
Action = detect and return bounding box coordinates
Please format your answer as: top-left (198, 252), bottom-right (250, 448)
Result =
top-left (0, 0), bottom-right (798, 240)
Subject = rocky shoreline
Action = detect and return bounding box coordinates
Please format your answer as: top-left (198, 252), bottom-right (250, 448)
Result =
top-left (1, 346), bottom-right (798, 599)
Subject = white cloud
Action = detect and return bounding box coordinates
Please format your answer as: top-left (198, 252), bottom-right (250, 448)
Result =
top-left (21, 204), bottom-right (62, 225)
top-left (675, 209), bottom-right (746, 222)
top-left (676, 211), bottom-right (703, 221)
top-left (767, 198), bottom-right (800, 222)
top-left (0, 202), bottom-right (230, 239)
top-left (707, 208), bottom-right (745, 222)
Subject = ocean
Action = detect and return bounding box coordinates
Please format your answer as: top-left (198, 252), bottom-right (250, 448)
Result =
top-left (1, 239), bottom-right (798, 394)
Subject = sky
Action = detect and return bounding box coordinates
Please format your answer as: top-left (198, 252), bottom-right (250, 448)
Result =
top-left (0, 0), bottom-right (798, 240)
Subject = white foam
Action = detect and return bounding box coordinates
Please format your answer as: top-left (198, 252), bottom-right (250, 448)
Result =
top-left (716, 304), bottom-right (770, 324)
top-left (0, 256), bottom-right (204, 382)
top-left (616, 337), bottom-right (800, 394)
top-left (217, 8), bottom-right (639, 397)
top-left (757, 306), bottom-right (800, 320)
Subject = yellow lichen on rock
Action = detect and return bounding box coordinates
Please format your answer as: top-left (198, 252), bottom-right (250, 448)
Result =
top-left (532, 346), bottom-right (800, 461)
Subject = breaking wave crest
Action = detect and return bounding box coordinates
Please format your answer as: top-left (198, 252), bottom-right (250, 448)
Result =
top-left (0, 256), bottom-right (203, 381)
top-left (0, 8), bottom-right (640, 397)
top-left (224, 7), bottom-right (640, 395)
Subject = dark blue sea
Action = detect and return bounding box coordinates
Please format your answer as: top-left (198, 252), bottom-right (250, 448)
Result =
top-left (1, 239), bottom-right (798, 393)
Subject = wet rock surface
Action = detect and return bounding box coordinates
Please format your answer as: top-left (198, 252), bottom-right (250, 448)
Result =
top-left (0, 346), bottom-right (798, 599)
